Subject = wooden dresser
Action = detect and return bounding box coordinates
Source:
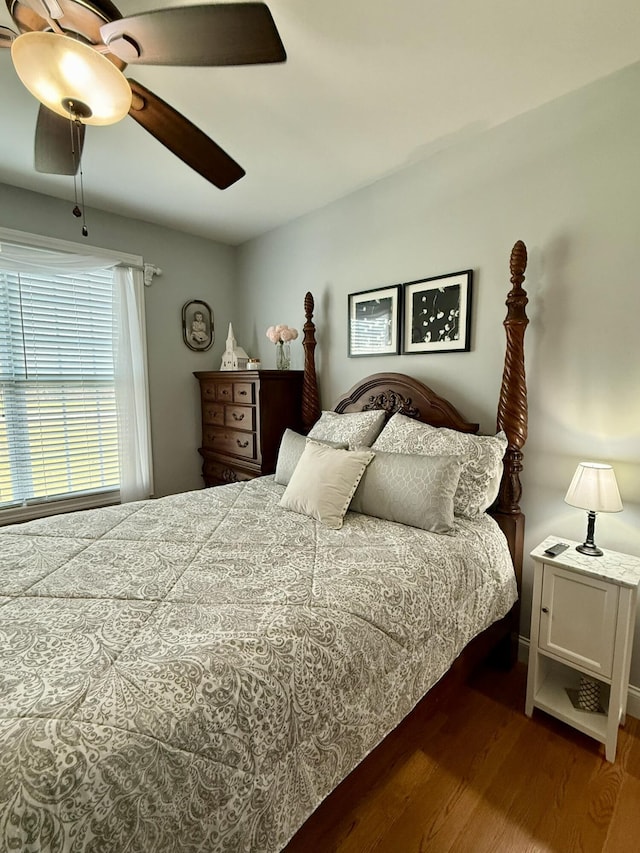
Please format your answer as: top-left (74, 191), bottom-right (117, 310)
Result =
top-left (194, 370), bottom-right (304, 486)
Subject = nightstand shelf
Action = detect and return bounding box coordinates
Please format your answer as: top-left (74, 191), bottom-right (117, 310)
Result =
top-left (526, 537), bottom-right (640, 762)
top-left (533, 657), bottom-right (610, 743)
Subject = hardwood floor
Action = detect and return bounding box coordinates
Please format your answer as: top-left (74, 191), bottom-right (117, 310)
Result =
top-left (284, 663), bottom-right (639, 852)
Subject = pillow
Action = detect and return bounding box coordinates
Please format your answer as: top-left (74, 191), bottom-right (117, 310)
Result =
top-left (482, 465), bottom-right (504, 512)
top-left (372, 412), bottom-right (507, 518)
top-left (350, 450), bottom-right (461, 534)
top-left (279, 441), bottom-right (374, 529)
top-left (307, 409), bottom-right (386, 449)
top-left (274, 429), bottom-right (348, 485)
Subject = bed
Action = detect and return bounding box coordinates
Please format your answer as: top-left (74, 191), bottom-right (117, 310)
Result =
top-left (0, 241), bottom-right (529, 853)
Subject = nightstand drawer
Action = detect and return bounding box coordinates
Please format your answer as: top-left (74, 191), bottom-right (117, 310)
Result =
top-left (225, 405), bottom-right (255, 431)
top-left (203, 427), bottom-right (257, 460)
top-left (539, 564), bottom-right (619, 678)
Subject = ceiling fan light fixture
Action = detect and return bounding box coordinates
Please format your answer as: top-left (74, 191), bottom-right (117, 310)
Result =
top-left (11, 31), bottom-right (132, 126)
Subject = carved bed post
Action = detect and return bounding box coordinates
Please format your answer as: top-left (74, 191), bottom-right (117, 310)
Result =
top-left (301, 292), bottom-right (321, 433)
top-left (493, 240), bottom-right (529, 664)
top-left (496, 240), bottom-right (529, 517)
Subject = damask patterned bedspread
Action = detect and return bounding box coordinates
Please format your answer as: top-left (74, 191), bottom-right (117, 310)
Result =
top-left (0, 476), bottom-right (517, 852)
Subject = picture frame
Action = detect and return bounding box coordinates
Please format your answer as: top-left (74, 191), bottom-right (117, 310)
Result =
top-left (182, 299), bottom-right (214, 352)
top-left (402, 270), bottom-right (473, 354)
top-left (348, 284), bottom-right (401, 357)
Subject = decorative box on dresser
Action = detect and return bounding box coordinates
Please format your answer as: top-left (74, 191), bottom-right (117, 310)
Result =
top-left (194, 370), bottom-right (304, 486)
top-left (526, 536), bottom-right (640, 762)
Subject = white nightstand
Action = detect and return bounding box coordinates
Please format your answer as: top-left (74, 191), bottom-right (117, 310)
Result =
top-left (526, 536), bottom-right (640, 762)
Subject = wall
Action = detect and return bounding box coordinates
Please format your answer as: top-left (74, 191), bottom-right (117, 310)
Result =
top-left (236, 62), bottom-right (640, 683)
top-left (0, 183), bottom-right (235, 497)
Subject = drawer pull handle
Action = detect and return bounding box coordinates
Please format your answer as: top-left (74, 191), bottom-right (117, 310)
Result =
top-left (541, 607), bottom-right (549, 614)
top-left (232, 412), bottom-right (245, 421)
top-left (237, 439), bottom-right (249, 448)
top-left (238, 390), bottom-right (248, 396)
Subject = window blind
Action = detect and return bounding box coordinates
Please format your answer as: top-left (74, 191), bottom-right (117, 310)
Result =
top-left (0, 266), bottom-right (119, 510)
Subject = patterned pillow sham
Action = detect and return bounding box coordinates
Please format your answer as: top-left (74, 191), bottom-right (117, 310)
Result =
top-left (274, 429), bottom-right (348, 485)
top-left (372, 412), bottom-right (507, 518)
top-left (279, 441), bottom-right (374, 529)
top-left (307, 409), bottom-right (386, 449)
top-left (349, 450), bottom-right (461, 534)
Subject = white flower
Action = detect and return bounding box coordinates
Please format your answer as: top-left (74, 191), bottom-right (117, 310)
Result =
top-left (265, 326), bottom-right (280, 344)
top-left (266, 324), bottom-right (298, 344)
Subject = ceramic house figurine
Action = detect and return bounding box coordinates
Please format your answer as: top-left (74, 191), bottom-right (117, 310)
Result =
top-left (220, 322), bottom-right (249, 371)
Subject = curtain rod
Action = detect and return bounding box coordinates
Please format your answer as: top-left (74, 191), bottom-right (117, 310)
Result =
top-left (123, 262), bottom-right (163, 286)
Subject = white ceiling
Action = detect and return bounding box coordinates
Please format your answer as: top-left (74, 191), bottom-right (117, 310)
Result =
top-left (1, 0), bottom-right (639, 245)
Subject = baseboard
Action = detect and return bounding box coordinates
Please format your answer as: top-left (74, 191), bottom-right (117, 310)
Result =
top-left (517, 636), bottom-right (640, 721)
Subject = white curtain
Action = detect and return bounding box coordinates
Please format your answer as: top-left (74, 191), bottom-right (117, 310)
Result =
top-left (0, 242), bottom-right (116, 273)
top-left (0, 238), bottom-right (153, 505)
top-left (112, 266), bottom-right (154, 502)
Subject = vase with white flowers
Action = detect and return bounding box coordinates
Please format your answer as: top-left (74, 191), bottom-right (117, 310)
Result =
top-left (266, 324), bottom-right (298, 370)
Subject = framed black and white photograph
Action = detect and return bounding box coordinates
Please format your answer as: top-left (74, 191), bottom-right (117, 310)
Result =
top-left (182, 299), bottom-right (214, 352)
top-left (348, 284), bottom-right (401, 357)
top-left (402, 270), bottom-right (473, 354)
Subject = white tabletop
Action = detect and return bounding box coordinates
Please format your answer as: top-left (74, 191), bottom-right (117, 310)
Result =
top-left (531, 536), bottom-right (640, 589)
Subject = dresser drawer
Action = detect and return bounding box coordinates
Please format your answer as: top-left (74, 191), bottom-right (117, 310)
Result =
top-left (216, 383), bottom-right (234, 402)
top-left (224, 405), bottom-right (255, 431)
top-left (233, 382), bottom-right (255, 404)
top-left (203, 427), bottom-right (257, 460)
top-left (202, 457), bottom-right (256, 486)
top-left (200, 381), bottom-right (217, 401)
top-left (203, 401), bottom-right (224, 426)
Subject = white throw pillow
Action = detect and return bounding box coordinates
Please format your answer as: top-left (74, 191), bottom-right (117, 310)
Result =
top-left (279, 441), bottom-right (374, 529)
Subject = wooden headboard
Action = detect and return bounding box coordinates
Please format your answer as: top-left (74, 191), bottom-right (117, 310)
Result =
top-left (299, 240), bottom-right (529, 602)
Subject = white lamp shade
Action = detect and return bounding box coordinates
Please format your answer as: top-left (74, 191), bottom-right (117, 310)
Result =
top-left (11, 32), bottom-right (132, 126)
top-left (564, 462), bottom-right (623, 513)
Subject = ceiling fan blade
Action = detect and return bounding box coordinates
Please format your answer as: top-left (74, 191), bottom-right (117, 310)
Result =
top-left (15, 0), bottom-right (63, 21)
top-left (34, 105), bottom-right (85, 175)
top-left (127, 78), bottom-right (245, 190)
top-left (100, 3), bottom-right (286, 66)
top-left (0, 25), bottom-right (18, 46)
top-left (8, 0), bottom-right (123, 43)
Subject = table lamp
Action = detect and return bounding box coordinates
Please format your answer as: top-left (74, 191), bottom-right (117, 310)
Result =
top-left (564, 462), bottom-right (623, 556)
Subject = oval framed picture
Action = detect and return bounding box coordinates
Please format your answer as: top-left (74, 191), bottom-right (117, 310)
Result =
top-left (182, 299), bottom-right (214, 352)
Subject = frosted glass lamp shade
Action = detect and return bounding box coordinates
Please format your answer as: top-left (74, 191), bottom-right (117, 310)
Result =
top-left (11, 32), bottom-right (132, 126)
top-left (564, 462), bottom-right (623, 513)
top-left (564, 462), bottom-right (622, 557)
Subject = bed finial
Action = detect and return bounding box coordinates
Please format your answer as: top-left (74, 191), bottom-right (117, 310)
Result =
top-left (302, 292), bottom-right (321, 432)
top-left (496, 240), bottom-right (529, 516)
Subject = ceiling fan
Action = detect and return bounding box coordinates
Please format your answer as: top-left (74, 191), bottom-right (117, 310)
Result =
top-left (1, 0), bottom-right (286, 189)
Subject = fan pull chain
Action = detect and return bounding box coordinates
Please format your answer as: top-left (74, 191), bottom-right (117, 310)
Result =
top-left (78, 149), bottom-right (88, 237)
top-left (69, 113), bottom-right (88, 237)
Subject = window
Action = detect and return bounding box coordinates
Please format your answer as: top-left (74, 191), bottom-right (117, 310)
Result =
top-left (0, 261), bottom-right (119, 511)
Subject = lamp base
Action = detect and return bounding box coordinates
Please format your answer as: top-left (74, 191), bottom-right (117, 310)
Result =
top-left (576, 542), bottom-right (603, 557)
